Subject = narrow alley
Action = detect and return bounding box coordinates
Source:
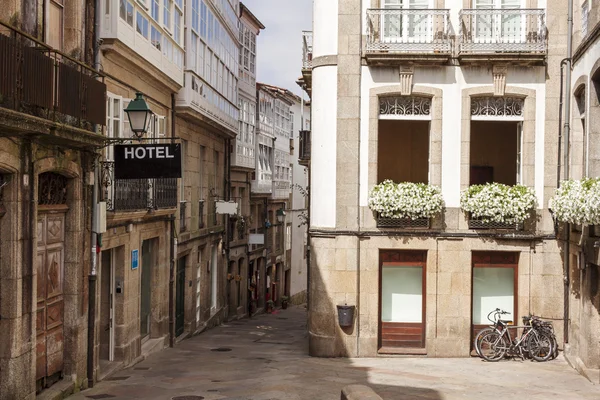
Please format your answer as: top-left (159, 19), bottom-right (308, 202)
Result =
top-left (69, 307), bottom-right (599, 400)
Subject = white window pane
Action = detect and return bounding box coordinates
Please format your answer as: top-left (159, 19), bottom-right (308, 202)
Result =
top-left (472, 267), bottom-right (514, 325)
top-left (381, 266), bottom-right (423, 323)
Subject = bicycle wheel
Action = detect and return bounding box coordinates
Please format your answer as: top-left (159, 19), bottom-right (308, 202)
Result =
top-left (474, 327), bottom-right (495, 357)
top-left (527, 331), bottom-right (553, 362)
top-left (479, 331), bottom-right (508, 362)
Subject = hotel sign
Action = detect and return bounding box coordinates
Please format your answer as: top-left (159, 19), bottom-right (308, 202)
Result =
top-left (114, 144), bottom-right (182, 179)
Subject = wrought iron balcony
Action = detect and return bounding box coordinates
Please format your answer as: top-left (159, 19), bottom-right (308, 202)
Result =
top-left (365, 8), bottom-right (451, 64)
top-left (302, 31), bottom-right (313, 70)
top-left (0, 21), bottom-right (106, 133)
top-left (298, 130), bottom-right (311, 166)
top-left (459, 9), bottom-right (547, 62)
top-left (101, 161), bottom-right (177, 212)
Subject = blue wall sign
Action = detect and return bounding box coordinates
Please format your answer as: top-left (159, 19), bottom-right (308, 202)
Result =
top-left (132, 249), bottom-right (139, 270)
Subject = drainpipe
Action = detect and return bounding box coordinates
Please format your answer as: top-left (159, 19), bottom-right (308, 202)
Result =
top-left (563, 0), bottom-right (574, 346)
top-left (87, 0), bottom-right (102, 388)
top-left (169, 93), bottom-right (177, 348)
top-left (224, 137), bottom-right (231, 317)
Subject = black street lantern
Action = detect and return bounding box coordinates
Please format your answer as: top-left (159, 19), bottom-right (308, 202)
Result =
top-left (276, 208), bottom-right (286, 223)
top-left (124, 92), bottom-right (154, 138)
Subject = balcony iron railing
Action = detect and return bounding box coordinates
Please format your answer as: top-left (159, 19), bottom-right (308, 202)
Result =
top-left (366, 9), bottom-right (451, 54)
top-left (459, 9), bottom-right (547, 54)
top-left (0, 21), bottom-right (106, 130)
top-left (299, 130), bottom-right (311, 163)
top-left (302, 31), bottom-right (313, 69)
top-left (101, 162), bottom-right (177, 212)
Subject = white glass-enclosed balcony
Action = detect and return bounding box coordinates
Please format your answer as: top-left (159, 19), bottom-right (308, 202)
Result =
top-left (177, 0), bottom-right (240, 134)
top-left (101, 0), bottom-right (184, 86)
top-left (365, 2), bottom-right (451, 64)
top-left (233, 96), bottom-right (256, 169)
top-left (251, 135), bottom-right (273, 194)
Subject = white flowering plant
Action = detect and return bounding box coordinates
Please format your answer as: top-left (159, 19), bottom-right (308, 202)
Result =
top-left (368, 180), bottom-right (443, 220)
top-left (460, 183), bottom-right (537, 224)
top-left (549, 178), bottom-right (600, 225)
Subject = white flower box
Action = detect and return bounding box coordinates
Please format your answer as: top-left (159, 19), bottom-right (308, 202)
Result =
top-left (368, 180), bottom-right (443, 227)
top-left (461, 183), bottom-right (537, 227)
top-left (550, 178), bottom-right (600, 225)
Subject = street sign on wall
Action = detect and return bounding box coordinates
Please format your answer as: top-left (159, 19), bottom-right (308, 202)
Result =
top-left (132, 249), bottom-right (139, 270)
top-left (114, 144), bottom-right (182, 179)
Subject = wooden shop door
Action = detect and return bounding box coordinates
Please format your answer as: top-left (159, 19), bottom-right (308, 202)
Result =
top-left (36, 209), bottom-right (67, 390)
top-left (379, 250), bottom-right (427, 351)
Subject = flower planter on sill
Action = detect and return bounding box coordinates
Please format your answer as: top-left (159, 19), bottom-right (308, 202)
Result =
top-left (468, 217), bottom-right (524, 231)
top-left (377, 216), bottom-right (430, 229)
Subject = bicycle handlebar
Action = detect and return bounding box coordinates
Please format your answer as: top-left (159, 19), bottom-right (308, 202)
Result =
top-left (487, 308), bottom-right (510, 323)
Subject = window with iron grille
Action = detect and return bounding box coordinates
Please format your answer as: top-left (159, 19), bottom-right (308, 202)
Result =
top-left (180, 201), bottom-right (187, 232)
top-left (38, 172), bottom-right (68, 205)
top-left (198, 200), bottom-right (205, 229)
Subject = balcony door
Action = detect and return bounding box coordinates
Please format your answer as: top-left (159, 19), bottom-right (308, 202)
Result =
top-left (382, 0), bottom-right (431, 44)
top-left (474, 0), bottom-right (523, 44)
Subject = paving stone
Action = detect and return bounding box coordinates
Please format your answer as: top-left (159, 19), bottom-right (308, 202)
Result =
top-left (69, 306), bottom-right (600, 400)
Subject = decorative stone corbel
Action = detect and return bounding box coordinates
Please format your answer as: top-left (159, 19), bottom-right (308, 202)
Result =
top-left (399, 66), bottom-right (414, 96)
top-left (493, 65), bottom-right (508, 97)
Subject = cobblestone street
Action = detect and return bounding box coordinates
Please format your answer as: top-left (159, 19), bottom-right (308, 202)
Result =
top-left (68, 305), bottom-right (600, 400)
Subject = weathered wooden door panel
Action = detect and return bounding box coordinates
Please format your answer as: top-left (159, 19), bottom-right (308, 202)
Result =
top-left (36, 212), bottom-right (65, 386)
top-left (176, 257), bottom-right (185, 337)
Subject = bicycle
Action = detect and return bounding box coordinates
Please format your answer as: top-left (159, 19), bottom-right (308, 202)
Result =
top-left (478, 313), bottom-right (554, 362)
top-left (473, 308), bottom-right (510, 357)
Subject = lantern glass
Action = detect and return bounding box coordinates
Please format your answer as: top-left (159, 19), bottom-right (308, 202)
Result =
top-left (124, 92), bottom-right (153, 137)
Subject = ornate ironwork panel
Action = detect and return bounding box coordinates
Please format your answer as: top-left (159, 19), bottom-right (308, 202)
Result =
top-left (113, 179), bottom-right (149, 211)
top-left (471, 97), bottom-right (524, 118)
top-left (154, 178), bottom-right (177, 209)
top-left (380, 96), bottom-right (431, 117)
top-left (468, 215), bottom-right (523, 231)
top-left (38, 172), bottom-right (68, 205)
top-left (366, 8), bottom-right (452, 54)
top-left (102, 161), bottom-right (176, 211)
top-left (377, 216), bottom-right (430, 229)
top-left (100, 161), bottom-right (115, 211)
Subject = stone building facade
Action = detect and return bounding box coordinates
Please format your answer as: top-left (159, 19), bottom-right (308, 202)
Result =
top-left (0, 1), bottom-right (106, 398)
top-left (228, 3), bottom-right (264, 319)
top-left (303, 0), bottom-right (570, 358)
top-left (564, 0), bottom-right (600, 382)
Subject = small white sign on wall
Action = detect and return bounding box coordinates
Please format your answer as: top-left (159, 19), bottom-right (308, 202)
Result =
top-left (248, 234), bottom-right (265, 245)
top-left (215, 200), bottom-right (238, 215)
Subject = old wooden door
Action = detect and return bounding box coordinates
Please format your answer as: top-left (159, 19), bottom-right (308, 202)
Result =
top-left (176, 257), bottom-right (186, 337)
top-left (36, 210), bottom-right (66, 388)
